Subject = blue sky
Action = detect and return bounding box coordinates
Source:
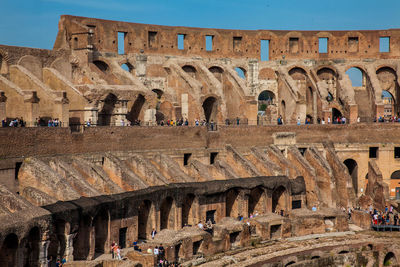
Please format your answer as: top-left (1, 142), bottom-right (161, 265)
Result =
top-left (0, 0), bottom-right (399, 50)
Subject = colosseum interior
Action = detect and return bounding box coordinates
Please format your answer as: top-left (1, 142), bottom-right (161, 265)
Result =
top-left (0, 15), bottom-right (400, 266)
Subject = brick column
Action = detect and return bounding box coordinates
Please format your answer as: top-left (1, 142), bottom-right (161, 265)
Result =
top-left (54, 92), bottom-right (69, 127)
top-left (24, 91), bottom-right (40, 126)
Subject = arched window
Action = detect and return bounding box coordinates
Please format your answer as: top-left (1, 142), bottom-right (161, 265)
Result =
top-left (235, 67), bottom-right (246, 79)
top-left (346, 67), bottom-right (363, 87)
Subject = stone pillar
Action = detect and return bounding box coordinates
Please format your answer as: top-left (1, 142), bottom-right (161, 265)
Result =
top-left (39, 240), bottom-right (50, 267)
top-left (313, 90), bottom-right (317, 121)
top-left (181, 94), bottom-right (188, 119)
top-left (0, 91), bottom-right (7, 120)
top-left (54, 92), bottom-right (69, 127)
top-left (84, 107), bottom-right (98, 126)
top-left (114, 100), bottom-right (128, 126)
top-left (239, 190), bottom-right (249, 218)
top-left (64, 233), bottom-right (76, 261)
top-left (144, 108), bottom-right (156, 126)
top-left (245, 99), bottom-right (258, 125)
top-left (348, 104), bottom-right (358, 124)
top-left (266, 191), bottom-right (272, 213)
top-left (323, 109), bottom-right (332, 124)
top-left (24, 91), bottom-right (40, 127)
top-left (176, 205), bottom-right (182, 231)
top-left (88, 226), bottom-right (95, 260)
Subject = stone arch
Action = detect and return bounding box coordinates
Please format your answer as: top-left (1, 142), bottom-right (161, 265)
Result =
top-left (283, 256), bottom-right (298, 267)
top-left (384, 252), bottom-right (398, 266)
top-left (127, 94), bottom-right (145, 124)
top-left (377, 66), bottom-right (399, 115)
top-left (98, 93), bottom-right (118, 126)
top-left (390, 170), bottom-right (400, 179)
top-left (160, 196), bottom-right (176, 230)
top-left (93, 209), bottom-right (109, 255)
top-left (202, 96), bottom-right (218, 122)
top-left (344, 159), bottom-right (358, 195)
top-left (332, 107), bottom-right (342, 120)
top-left (316, 66), bottom-right (338, 80)
top-left (288, 67), bottom-right (307, 80)
top-left (272, 186), bottom-right (288, 213)
top-left (346, 66), bottom-right (366, 87)
top-left (209, 66), bottom-right (224, 82)
top-left (258, 90), bottom-right (275, 110)
top-left (226, 188), bottom-right (240, 218)
top-left (182, 194), bottom-right (196, 227)
top-left (280, 100), bottom-right (286, 123)
top-left (121, 62), bottom-right (134, 73)
top-left (93, 60), bottom-right (110, 73)
top-left (182, 65), bottom-right (197, 79)
top-left (18, 55), bottom-right (43, 80)
top-left (138, 200), bottom-right (153, 240)
top-left (0, 233), bottom-right (19, 267)
top-left (23, 226), bottom-right (40, 267)
top-left (248, 187), bottom-right (265, 215)
top-left (73, 215), bottom-right (91, 260)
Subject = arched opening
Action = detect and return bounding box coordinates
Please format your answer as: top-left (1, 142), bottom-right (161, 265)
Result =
top-left (384, 252), bottom-right (397, 266)
top-left (182, 65), bottom-right (197, 79)
top-left (234, 67), bottom-right (246, 79)
top-left (152, 89), bottom-right (163, 100)
top-left (226, 189), bottom-right (240, 218)
top-left (138, 200), bottom-right (152, 240)
top-left (377, 67), bottom-right (399, 117)
top-left (93, 60), bottom-right (109, 73)
top-left (98, 94), bottom-right (117, 126)
top-left (202, 97), bottom-right (218, 123)
top-left (209, 66), bottom-right (224, 82)
top-left (93, 210), bottom-right (109, 255)
top-left (160, 197), bottom-right (175, 230)
top-left (280, 100), bottom-right (286, 123)
top-left (73, 215), bottom-right (91, 260)
top-left (182, 194), bottom-right (195, 227)
top-left (272, 186), bottom-right (287, 213)
top-left (346, 67), bottom-right (364, 87)
top-left (121, 63), bottom-right (134, 73)
top-left (317, 68), bottom-right (337, 102)
top-left (127, 94), bottom-right (145, 124)
top-left (23, 227), bottom-right (40, 267)
top-left (0, 234), bottom-right (18, 267)
top-left (391, 171), bottom-right (400, 179)
top-left (248, 187), bottom-right (265, 215)
top-left (382, 90), bottom-right (395, 120)
top-left (258, 90), bottom-right (275, 112)
top-left (344, 159), bottom-right (358, 195)
top-left (288, 67), bottom-right (307, 80)
top-left (332, 108), bottom-right (342, 122)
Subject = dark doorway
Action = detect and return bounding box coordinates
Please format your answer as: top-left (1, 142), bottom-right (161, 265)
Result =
top-left (332, 108), bottom-right (342, 120)
top-left (175, 244), bottom-right (181, 262)
top-left (0, 233), bottom-right (18, 267)
top-left (98, 94), bottom-right (117, 126)
top-left (248, 187), bottom-right (264, 215)
top-left (127, 94), bottom-right (145, 123)
top-left (160, 197), bottom-right (174, 230)
top-left (15, 162), bottom-right (22, 180)
top-left (343, 159), bottom-right (358, 195)
top-left (24, 227), bottom-right (40, 267)
top-left (73, 216), bottom-right (91, 260)
top-left (138, 200), bottom-right (152, 240)
top-left (119, 228), bottom-right (127, 249)
top-left (226, 189), bottom-right (239, 218)
top-left (182, 194), bottom-right (195, 227)
top-left (272, 186), bottom-right (287, 213)
top-left (93, 211), bottom-right (108, 254)
top-left (202, 97), bottom-right (218, 122)
top-left (206, 210), bottom-right (216, 224)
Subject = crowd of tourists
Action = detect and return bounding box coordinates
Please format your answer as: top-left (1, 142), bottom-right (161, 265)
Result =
top-left (1, 117), bottom-right (64, 127)
top-left (344, 204), bottom-right (399, 227)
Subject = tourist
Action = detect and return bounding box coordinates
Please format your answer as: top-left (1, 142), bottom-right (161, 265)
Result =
top-left (159, 244), bottom-right (165, 260)
top-left (116, 245), bottom-right (121, 260)
top-left (327, 117), bottom-right (331, 124)
top-left (111, 241), bottom-right (116, 259)
top-left (133, 241), bottom-right (141, 252)
top-left (311, 205), bottom-right (317, 211)
top-left (236, 117), bottom-right (240, 125)
top-left (297, 117), bottom-right (301, 125)
top-left (147, 247), bottom-right (153, 254)
top-left (277, 115), bottom-right (283, 125)
top-left (1, 118), bottom-right (6, 127)
top-left (198, 221), bottom-right (204, 230)
top-left (321, 118), bottom-right (325, 125)
top-left (154, 246), bottom-right (159, 260)
top-left (357, 116), bottom-right (361, 123)
top-left (151, 228), bottom-right (157, 239)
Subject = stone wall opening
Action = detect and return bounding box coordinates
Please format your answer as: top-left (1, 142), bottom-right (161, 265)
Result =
top-left (182, 65), bottom-right (197, 79)
top-left (48, 220), bottom-right (67, 266)
top-left (258, 90), bottom-right (275, 112)
top-left (306, 87), bottom-right (314, 121)
top-left (332, 108), bottom-right (342, 120)
top-left (0, 233), bottom-right (18, 267)
top-left (270, 224), bottom-right (281, 239)
top-left (182, 194), bottom-right (195, 227)
top-left (94, 210), bottom-right (109, 255)
top-left (23, 227), bottom-right (40, 267)
top-left (119, 227), bottom-right (127, 249)
top-left (202, 97), bottom-right (218, 122)
top-left (193, 240), bottom-right (202, 255)
top-left (272, 186), bottom-right (287, 213)
top-left (226, 188), bottom-right (240, 218)
top-left (229, 232), bottom-right (240, 247)
top-left (160, 196), bottom-right (175, 230)
top-left (98, 93), bottom-right (117, 126)
top-left (138, 200), bottom-right (152, 240)
top-left (73, 215), bottom-right (91, 260)
top-left (127, 94), bottom-right (145, 123)
top-left (377, 67), bottom-right (398, 117)
top-left (93, 60), bottom-right (109, 73)
top-left (209, 66), bottom-right (223, 82)
top-left (344, 159), bottom-right (358, 195)
top-left (384, 252), bottom-right (397, 266)
top-left (248, 187), bottom-right (265, 215)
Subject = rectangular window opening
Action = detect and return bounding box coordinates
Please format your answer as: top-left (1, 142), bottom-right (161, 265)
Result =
top-left (319, 37), bottom-right (328, 53)
top-left (178, 34), bottom-right (185, 50)
top-left (292, 200), bottom-right (302, 209)
top-left (148, 31), bottom-right (157, 48)
top-left (210, 152), bottom-right (218, 164)
top-left (119, 227), bottom-right (127, 249)
top-left (260, 40), bottom-right (269, 61)
top-left (193, 240), bottom-right (202, 255)
top-left (15, 162), bottom-right (22, 180)
top-left (369, 147), bottom-right (378, 159)
top-left (380, 37), bottom-right (390, 53)
top-left (233, 36), bottom-right (242, 51)
top-left (348, 37), bottom-right (359, 53)
top-left (206, 35), bottom-right (213, 51)
top-left (184, 153), bottom-right (192, 166)
top-left (395, 147), bottom-right (400, 159)
top-left (206, 210), bottom-right (216, 224)
top-left (118, 32), bottom-right (126, 55)
top-left (289, 37), bottom-right (299, 54)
